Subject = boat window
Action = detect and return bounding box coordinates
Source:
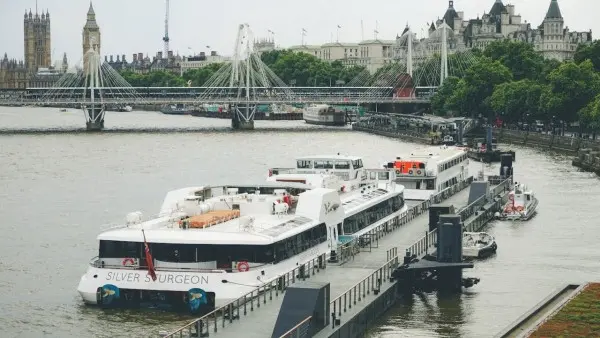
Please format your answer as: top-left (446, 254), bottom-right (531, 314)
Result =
top-left (314, 160), bottom-right (334, 169)
top-left (334, 160), bottom-right (350, 169)
top-left (378, 171), bottom-right (390, 180)
top-left (426, 179), bottom-right (435, 190)
top-left (99, 240), bottom-right (141, 258)
top-left (297, 160), bottom-right (312, 169)
top-left (352, 159), bottom-right (363, 169)
top-left (418, 163), bottom-right (425, 169)
top-left (272, 223), bottom-right (327, 263)
top-left (342, 194), bottom-right (405, 234)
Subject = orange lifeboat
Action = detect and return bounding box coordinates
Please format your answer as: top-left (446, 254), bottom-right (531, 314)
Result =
top-left (392, 160), bottom-right (425, 176)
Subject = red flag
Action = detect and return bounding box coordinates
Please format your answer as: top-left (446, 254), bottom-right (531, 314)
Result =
top-left (142, 230), bottom-right (157, 281)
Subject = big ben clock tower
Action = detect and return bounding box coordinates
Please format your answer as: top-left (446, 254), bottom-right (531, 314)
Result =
top-left (82, 2), bottom-right (101, 72)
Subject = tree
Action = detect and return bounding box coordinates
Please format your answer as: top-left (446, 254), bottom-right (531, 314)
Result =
top-left (181, 63), bottom-right (223, 86)
top-left (483, 40), bottom-right (544, 81)
top-left (490, 80), bottom-right (546, 123)
top-left (430, 76), bottom-right (460, 116)
top-left (540, 60), bottom-right (600, 123)
top-left (574, 40), bottom-right (600, 72)
top-left (444, 57), bottom-right (513, 116)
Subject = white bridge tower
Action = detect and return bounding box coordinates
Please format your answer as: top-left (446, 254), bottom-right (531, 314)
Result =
top-left (82, 40), bottom-right (106, 131)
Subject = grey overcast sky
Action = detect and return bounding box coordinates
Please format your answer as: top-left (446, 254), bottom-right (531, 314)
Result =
top-left (0, 0), bottom-right (596, 65)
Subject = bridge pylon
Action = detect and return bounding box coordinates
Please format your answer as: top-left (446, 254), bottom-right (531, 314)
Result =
top-left (38, 40), bottom-right (145, 131)
top-left (82, 46), bottom-right (106, 131)
top-left (196, 23), bottom-right (295, 130)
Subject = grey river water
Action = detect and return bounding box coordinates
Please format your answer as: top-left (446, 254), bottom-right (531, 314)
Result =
top-left (1, 107), bottom-right (599, 338)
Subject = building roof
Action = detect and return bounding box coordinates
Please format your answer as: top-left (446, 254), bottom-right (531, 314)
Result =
top-left (88, 2), bottom-right (95, 16)
top-left (545, 0), bottom-right (563, 19)
top-left (489, 0), bottom-right (507, 17)
top-left (443, 1), bottom-right (459, 30)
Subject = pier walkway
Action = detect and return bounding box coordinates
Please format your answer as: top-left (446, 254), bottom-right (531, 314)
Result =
top-left (162, 177), bottom-right (510, 338)
top-left (208, 188), bottom-right (472, 338)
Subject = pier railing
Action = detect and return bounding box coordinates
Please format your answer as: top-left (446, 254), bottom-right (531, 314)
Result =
top-left (279, 316), bottom-right (313, 338)
top-left (330, 255), bottom-right (400, 328)
top-left (161, 254), bottom-right (327, 338)
top-left (406, 229), bottom-right (438, 258)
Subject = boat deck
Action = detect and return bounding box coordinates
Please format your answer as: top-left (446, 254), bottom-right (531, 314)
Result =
top-left (162, 188), bottom-right (474, 337)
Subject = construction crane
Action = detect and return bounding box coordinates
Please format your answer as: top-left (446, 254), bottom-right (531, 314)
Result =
top-left (162, 0), bottom-right (170, 59)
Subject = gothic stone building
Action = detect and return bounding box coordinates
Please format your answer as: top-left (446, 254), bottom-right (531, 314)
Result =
top-left (436, 0), bottom-right (592, 61)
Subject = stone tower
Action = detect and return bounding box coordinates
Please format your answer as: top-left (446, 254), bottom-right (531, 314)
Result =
top-left (541, 0), bottom-right (564, 59)
top-left (82, 2), bottom-right (101, 72)
top-left (24, 9), bottom-right (52, 72)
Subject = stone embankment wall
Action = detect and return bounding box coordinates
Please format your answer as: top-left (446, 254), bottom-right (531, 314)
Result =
top-left (352, 122), bottom-right (432, 145)
top-left (492, 128), bottom-right (598, 154)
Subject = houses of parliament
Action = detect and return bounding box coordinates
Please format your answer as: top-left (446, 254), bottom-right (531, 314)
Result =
top-left (0, 9), bottom-right (68, 89)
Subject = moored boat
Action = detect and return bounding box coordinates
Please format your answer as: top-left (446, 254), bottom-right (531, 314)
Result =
top-left (78, 182), bottom-right (343, 313)
top-left (267, 154), bottom-right (408, 243)
top-left (161, 104), bottom-right (190, 115)
top-left (384, 145), bottom-right (469, 201)
top-left (303, 104), bottom-right (346, 126)
top-left (463, 232), bottom-right (497, 259)
top-left (498, 182), bottom-right (538, 221)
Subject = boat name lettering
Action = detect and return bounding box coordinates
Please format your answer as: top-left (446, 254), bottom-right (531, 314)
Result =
top-left (105, 272), bottom-right (209, 284)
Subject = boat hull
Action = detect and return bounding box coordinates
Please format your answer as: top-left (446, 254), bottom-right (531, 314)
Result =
top-left (77, 245), bottom-right (328, 312)
top-left (304, 118), bottom-right (346, 127)
top-left (463, 241), bottom-right (497, 258)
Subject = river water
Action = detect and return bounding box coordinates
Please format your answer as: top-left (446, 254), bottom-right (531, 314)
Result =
top-left (1, 107), bottom-right (599, 338)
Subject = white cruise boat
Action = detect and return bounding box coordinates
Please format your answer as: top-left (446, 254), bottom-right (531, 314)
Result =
top-left (463, 232), bottom-right (497, 259)
top-left (499, 182), bottom-right (538, 221)
top-left (267, 154), bottom-right (408, 243)
top-left (78, 182), bottom-right (345, 313)
top-left (303, 104), bottom-right (346, 126)
top-left (384, 145), bottom-right (469, 201)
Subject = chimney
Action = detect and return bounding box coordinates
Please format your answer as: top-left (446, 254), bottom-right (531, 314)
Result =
top-left (157, 51), bottom-right (163, 59)
top-left (200, 51), bottom-right (205, 57)
top-left (168, 50), bottom-right (174, 58)
top-left (133, 54), bottom-right (137, 62)
top-left (110, 55), bottom-right (114, 62)
top-left (211, 51), bottom-right (217, 56)
top-left (104, 55), bottom-right (108, 62)
top-left (116, 55), bottom-right (120, 62)
top-left (122, 54), bottom-right (126, 62)
top-left (138, 53), bottom-right (144, 62)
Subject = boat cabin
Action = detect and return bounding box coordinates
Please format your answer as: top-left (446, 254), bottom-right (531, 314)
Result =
top-left (268, 155), bottom-right (397, 192)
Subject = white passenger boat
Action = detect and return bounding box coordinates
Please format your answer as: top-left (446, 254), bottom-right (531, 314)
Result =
top-left (303, 104), bottom-right (346, 126)
top-left (462, 232), bottom-right (497, 259)
top-left (78, 182), bottom-right (343, 313)
top-left (499, 182), bottom-right (538, 221)
top-left (267, 154), bottom-right (408, 243)
top-left (385, 145), bottom-right (469, 201)
top-left (78, 155), bottom-right (407, 313)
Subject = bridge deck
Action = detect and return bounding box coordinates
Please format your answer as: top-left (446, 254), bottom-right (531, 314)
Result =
top-left (206, 188), bottom-right (473, 338)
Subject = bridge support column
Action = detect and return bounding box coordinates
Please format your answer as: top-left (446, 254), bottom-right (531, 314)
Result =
top-left (83, 104), bottom-right (106, 131)
top-left (231, 103), bottom-right (255, 130)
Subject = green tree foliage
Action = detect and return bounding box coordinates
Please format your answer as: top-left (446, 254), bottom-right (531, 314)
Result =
top-left (574, 40), bottom-right (600, 72)
top-left (430, 38), bottom-right (600, 127)
top-left (434, 58), bottom-right (512, 116)
top-left (260, 50), bottom-right (367, 86)
top-left (490, 80), bottom-right (546, 122)
top-left (483, 40), bottom-right (543, 81)
top-left (430, 76), bottom-right (460, 116)
top-left (540, 60), bottom-right (600, 123)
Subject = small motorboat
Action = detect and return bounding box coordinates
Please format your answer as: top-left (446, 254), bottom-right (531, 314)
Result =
top-left (59, 108), bottom-right (68, 112)
top-left (463, 232), bottom-right (497, 259)
top-left (497, 182), bottom-right (538, 221)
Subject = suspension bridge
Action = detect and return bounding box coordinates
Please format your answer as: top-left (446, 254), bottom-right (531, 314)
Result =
top-left (0, 21), bottom-right (477, 130)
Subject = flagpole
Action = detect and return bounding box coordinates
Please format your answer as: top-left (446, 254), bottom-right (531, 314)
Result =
top-left (336, 25), bottom-right (341, 42)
